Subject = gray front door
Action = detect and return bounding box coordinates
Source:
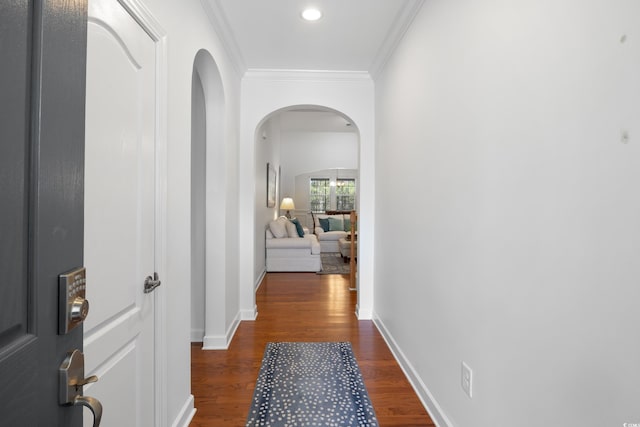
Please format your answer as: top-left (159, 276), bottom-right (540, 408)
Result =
top-left (0, 1), bottom-right (88, 425)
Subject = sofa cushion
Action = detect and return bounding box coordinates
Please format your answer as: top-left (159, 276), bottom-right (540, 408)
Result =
top-left (285, 220), bottom-right (299, 238)
top-left (317, 230), bottom-right (347, 241)
top-left (314, 213), bottom-right (345, 228)
top-left (290, 218), bottom-right (305, 237)
top-left (266, 237), bottom-right (312, 249)
top-left (269, 216), bottom-right (289, 238)
top-left (328, 217), bottom-right (343, 231)
top-left (318, 217), bottom-right (330, 232)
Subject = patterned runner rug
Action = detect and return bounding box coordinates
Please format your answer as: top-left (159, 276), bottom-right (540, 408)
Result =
top-left (246, 342), bottom-right (378, 427)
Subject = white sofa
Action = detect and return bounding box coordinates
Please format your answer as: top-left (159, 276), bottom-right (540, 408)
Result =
top-left (265, 217), bottom-right (321, 272)
top-left (312, 213), bottom-right (353, 253)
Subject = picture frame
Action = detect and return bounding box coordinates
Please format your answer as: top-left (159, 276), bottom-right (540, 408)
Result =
top-left (267, 162), bottom-right (277, 208)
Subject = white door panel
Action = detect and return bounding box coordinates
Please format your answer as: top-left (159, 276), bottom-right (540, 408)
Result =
top-left (84, 0), bottom-right (157, 425)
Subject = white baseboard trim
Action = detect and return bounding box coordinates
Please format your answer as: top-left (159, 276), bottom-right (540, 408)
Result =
top-left (241, 305), bottom-right (258, 320)
top-left (190, 328), bottom-right (204, 342)
top-left (255, 268), bottom-right (266, 290)
top-left (373, 313), bottom-right (453, 427)
top-left (355, 304), bottom-right (373, 320)
top-left (202, 334), bottom-right (226, 350)
top-left (202, 311), bottom-right (241, 350)
top-left (170, 394), bottom-right (196, 427)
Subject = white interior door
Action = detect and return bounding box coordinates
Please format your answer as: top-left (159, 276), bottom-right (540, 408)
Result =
top-left (83, 0), bottom-right (157, 425)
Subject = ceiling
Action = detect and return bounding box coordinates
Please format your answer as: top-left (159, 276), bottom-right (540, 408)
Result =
top-left (205, 0), bottom-right (424, 73)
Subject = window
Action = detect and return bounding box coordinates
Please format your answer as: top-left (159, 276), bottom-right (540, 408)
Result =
top-left (310, 178), bottom-right (330, 213)
top-left (309, 175), bottom-right (357, 213)
top-left (336, 179), bottom-right (356, 211)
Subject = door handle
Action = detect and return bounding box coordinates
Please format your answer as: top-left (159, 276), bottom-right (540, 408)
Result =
top-left (73, 395), bottom-right (102, 427)
top-left (144, 272), bottom-right (161, 293)
top-left (59, 349), bottom-right (103, 427)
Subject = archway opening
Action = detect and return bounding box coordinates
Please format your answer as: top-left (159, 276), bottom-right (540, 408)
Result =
top-left (252, 104), bottom-right (361, 288)
top-left (191, 62), bottom-right (207, 341)
top-left (191, 49), bottom-right (227, 347)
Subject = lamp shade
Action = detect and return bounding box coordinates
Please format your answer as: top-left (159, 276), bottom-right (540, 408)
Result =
top-left (280, 197), bottom-right (295, 210)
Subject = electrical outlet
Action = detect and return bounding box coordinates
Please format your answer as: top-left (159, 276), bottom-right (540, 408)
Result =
top-left (461, 362), bottom-right (473, 398)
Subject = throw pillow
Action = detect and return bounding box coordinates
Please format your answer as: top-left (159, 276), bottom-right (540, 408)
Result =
top-left (290, 218), bottom-right (305, 237)
top-left (343, 218), bottom-right (351, 232)
top-left (318, 218), bottom-right (330, 232)
top-left (269, 217), bottom-right (288, 238)
top-left (328, 217), bottom-right (343, 231)
top-left (285, 220), bottom-right (299, 238)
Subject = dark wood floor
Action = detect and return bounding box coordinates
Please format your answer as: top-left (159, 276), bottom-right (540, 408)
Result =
top-left (190, 272), bottom-right (435, 426)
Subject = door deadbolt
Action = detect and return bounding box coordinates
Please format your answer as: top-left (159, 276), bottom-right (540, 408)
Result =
top-left (59, 267), bottom-right (90, 334)
top-left (70, 296), bottom-right (89, 321)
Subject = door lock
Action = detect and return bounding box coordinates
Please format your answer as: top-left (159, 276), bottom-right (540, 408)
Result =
top-left (59, 267), bottom-right (90, 334)
top-left (59, 349), bottom-right (102, 427)
top-left (70, 296), bottom-right (89, 322)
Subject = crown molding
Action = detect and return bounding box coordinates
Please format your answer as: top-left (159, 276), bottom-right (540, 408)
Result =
top-left (369, 0), bottom-right (425, 80)
top-left (243, 69), bottom-right (373, 83)
top-left (200, 0), bottom-right (247, 76)
top-left (200, 0), bottom-right (423, 81)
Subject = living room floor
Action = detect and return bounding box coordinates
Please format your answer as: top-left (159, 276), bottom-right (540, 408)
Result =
top-left (190, 272), bottom-right (434, 426)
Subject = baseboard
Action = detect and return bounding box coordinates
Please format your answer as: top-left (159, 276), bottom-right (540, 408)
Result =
top-left (255, 268), bottom-right (266, 290)
top-left (202, 311), bottom-right (241, 350)
top-left (355, 304), bottom-right (373, 320)
top-left (373, 313), bottom-right (453, 427)
top-left (190, 328), bottom-right (204, 342)
top-left (202, 334), bottom-right (226, 350)
top-left (170, 394), bottom-right (196, 427)
top-left (241, 305), bottom-right (258, 320)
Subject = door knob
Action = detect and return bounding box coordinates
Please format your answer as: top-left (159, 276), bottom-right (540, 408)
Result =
top-left (144, 272), bottom-right (161, 293)
top-left (59, 349), bottom-right (103, 427)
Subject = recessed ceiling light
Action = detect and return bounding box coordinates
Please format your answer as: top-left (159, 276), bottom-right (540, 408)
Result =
top-left (301, 8), bottom-right (322, 21)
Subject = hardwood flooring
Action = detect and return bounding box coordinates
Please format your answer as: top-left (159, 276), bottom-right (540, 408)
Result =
top-left (190, 272), bottom-right (435, 426)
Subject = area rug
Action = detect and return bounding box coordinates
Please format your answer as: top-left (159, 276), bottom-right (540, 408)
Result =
top-left (246, 342), bottom-right (378, 427)
top-left (317, 253), bottom-right (350, 275)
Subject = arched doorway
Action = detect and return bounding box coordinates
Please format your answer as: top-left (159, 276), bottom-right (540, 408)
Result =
top-left (191, 50), bottom-right (227, 347)
top-left (252, 104), bottom-right (361, 286)
top-left (237, 72), bottom-right (376, 324)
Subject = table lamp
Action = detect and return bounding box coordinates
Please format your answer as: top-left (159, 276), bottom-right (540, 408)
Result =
top-left (280, 197), bottom-right (295, 219)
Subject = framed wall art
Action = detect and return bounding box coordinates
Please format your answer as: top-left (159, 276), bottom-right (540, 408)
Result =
top-left (267, 162), bottom-right (277, 208)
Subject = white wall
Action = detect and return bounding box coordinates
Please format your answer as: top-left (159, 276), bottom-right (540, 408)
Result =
top-left (254, 119), bottom-right (281, 283)
top-left (279, 131), bottom-right (358, 199)
top-left (240, 70), bottom-right (375, 319)
top-left (110, 0), bottom-right (241, 424)
top-left (374, 1), bottom-right (640, 426)
top-left (190, 70), bottom-right (206, 342)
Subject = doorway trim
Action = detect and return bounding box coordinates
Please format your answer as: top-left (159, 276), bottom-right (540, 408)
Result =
top-left (94, 0), bottom-right (168, 424)
top-left (190, 49), bottom-right (229, 350)
top-left (238, 70), bottom-right (376, 322)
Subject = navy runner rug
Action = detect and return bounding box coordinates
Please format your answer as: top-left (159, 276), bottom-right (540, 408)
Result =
top-left (246, 342), bottom-right (378, 426)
